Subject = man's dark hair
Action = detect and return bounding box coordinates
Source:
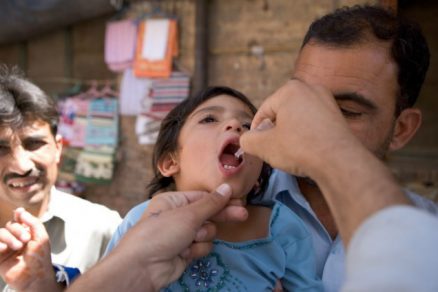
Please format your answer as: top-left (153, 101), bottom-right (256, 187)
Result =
top-left (0, 65), bottom-right (59, 136)
top-left (302, 5), bottom-right (430, 114)
top-left (147, 86), bottom-right (271, 201)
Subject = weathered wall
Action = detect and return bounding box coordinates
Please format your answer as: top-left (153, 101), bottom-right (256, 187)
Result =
top-left (1, 0), bottom-right (437, 215)
top-left (386, 0), bottom-right (438, 201)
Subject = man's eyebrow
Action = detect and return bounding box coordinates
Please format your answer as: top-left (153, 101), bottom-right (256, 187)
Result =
top-left (334, 93), bottom-right (377, 111)
top-left (22, 134), bottom-right (47, 140)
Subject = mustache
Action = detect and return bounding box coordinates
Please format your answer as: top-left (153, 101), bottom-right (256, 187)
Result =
top-left (4, 169), bottom-right (42, 184)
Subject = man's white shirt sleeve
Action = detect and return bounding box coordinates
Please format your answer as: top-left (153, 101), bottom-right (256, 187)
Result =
top-left (343, 206), bottom-right (438, 292)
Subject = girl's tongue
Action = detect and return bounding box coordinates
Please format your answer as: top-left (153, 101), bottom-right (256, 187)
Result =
top-left (219, 143), bottom-right (242, 168)
top-left (220, 153), bottom-right (241, 167)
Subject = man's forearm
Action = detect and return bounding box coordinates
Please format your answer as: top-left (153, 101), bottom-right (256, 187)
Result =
top-left (311, 141), bottom-right (410, 245)
top-left (67, 249), bottom-right (156, 292)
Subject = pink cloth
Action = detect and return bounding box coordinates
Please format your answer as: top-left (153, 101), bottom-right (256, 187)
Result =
top-left (105, 19), bottom-right (138, 72)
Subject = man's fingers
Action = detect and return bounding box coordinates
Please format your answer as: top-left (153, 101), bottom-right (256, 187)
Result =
top-left (250, 79), bottom-right (304, 130)
top-left (180, 242), bottom-right (213, 261)
top-left (146, 191), bottom-right (208, 218)
top-left (5, 221), bottom-right (30, 243)
top-left (0, 242), bottom-right (8, 252)
top-left (241, 118), bottom-right (274, 155)
top-left (0, 227), bottom-right (26, 251)
top-left (14, 208), bottom-right (48, 242)
top-left (183, 184), bottom-right (233, 227)
top-left (250, 100), bottom-right (277, 131)
top-left (194, 222), bottom-right (216, 242)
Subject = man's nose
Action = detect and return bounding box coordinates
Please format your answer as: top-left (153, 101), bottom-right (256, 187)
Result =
top-left (225, 119), bottom-right (242, 133)
top-left (8, 147), bottom-right (35, 175)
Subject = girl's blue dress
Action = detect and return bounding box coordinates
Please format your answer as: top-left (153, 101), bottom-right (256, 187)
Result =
top-left (105, 200), bottom-right (322, 291)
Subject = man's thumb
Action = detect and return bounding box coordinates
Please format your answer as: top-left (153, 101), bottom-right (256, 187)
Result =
top-left (188, 184), bottom-right (232, 224)
top-left (240, 118), bottom-right (274, 160)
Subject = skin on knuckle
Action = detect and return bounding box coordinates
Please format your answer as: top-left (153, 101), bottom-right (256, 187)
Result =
top-left (168, 192), bottom-right (186, 208)
top-left (196, 223), bottom-right (213, 242)
top-left (190, 242), bottom-right (212, 259)
top-left (183, 211), bottom-right (199, 230)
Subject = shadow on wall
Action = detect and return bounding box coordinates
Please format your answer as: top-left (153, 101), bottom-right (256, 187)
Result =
top-left (0, 0), bottom-right (116, 45)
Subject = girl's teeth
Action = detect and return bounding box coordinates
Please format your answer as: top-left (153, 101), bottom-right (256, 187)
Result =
top-left (224, 165), bottom-right (236, 169)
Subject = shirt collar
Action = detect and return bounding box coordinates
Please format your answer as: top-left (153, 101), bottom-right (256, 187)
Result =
top-left (41, 187), bottom-right (66, 223)
top-left (271, 170), bottom-right (314, 212)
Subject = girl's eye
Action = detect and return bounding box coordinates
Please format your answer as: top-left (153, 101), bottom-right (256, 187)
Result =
top-left (340, 108), bottom-right (362, 118)
top-left (242, 122), bottom-right (251, 130)
top-left (199, 115), bottom-right (217, 124)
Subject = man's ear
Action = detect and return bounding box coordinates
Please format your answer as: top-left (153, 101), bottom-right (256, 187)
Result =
top-left (55, 134), bottom-right (63, 164)
top-left (389, 108), bottom-right (422, 151)
top-left (157, 153), bottom-right (180, 177)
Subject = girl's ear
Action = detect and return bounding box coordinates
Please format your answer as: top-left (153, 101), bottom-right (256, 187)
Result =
top-left (157, 153), bottom-right (180, 177)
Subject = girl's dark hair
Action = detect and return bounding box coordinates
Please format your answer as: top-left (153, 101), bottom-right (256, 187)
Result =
top-left (146, 86), bottom-right (271, 202)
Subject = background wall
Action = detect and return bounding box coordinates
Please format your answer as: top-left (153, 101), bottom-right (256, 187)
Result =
top-left (0, 0), bottom-right (436, 215)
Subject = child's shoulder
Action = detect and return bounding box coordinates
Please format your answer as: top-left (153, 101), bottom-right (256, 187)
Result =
top-left (122, 200), bottom-right (150, 226)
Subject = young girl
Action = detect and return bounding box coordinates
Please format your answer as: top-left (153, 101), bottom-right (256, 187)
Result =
top-left (105, 86), bottom-right (322, 291)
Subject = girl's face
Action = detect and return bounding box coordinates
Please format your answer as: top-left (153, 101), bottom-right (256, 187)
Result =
top-left (159, 94), bottom-right (263, 199)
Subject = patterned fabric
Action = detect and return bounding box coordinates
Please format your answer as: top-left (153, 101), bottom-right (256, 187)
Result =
top-left (57, 94), bottom-right (119, 184)
top-left (74, 146), bottom-right (115, 184)
top-left (119, 68), bottom-right (153, 116)
top-left (85, 98), bottom-right (119, 147)
top-left (135, 71), bottom-right (190, 145)
top-left (104, 19), bottom-right (138, 72)
top-left (133, 18), bottom-right (178, 78)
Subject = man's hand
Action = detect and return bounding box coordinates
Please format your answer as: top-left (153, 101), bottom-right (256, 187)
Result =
top-left (241, 79), bottom-right (408, 244)
top-left (0, 208), bottom-right (60, 292)
top-left (241, 79), bottom-right (357, 178)
top-left (146, 188), bottom-right (248, 224)
top-left (68, 183), bottom-right (238, 292)
top-left (145, 187), bottom-right (248, 262)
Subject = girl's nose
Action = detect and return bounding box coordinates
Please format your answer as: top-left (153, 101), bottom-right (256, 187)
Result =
top-left (225, 119), bottom-right (242, 133)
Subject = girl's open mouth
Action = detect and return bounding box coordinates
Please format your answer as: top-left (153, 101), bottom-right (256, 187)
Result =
top-left (218, 137), bottom-right (243, 175)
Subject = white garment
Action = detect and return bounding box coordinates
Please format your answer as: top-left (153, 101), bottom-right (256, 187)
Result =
top-left (0, 188), bottom-right (122, 291)
top-left (43, 188), bottom-right (122, 272)
top-left (119, 68), bottom-right (152, 116)
top-left (343, 206), bottom-right (438, 292)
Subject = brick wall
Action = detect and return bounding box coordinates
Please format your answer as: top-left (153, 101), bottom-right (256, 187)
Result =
top-left (1, 0), bottom-right (436, 215)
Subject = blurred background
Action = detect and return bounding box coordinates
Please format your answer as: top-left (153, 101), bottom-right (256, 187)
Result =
top-left (0, 0), bottom-right (436, 215)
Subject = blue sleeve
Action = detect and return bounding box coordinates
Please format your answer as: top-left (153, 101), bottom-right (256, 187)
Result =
top-left (104, 201), bottom-right (150, 256)
top-left (273, 203), bottom-right (323, 291)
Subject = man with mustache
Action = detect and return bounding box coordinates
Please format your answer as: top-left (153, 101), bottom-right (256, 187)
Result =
top-left (257, 5), bottom-right (438, 292)
top-left (2, 4), bottom-right (438, 292)
top-left (0, 66), bottom-right (122, 290)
